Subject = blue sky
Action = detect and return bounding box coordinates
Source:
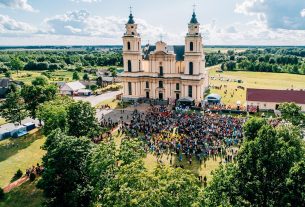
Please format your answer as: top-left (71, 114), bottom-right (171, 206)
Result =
top-left (0, 0), bottom-right (304, 45)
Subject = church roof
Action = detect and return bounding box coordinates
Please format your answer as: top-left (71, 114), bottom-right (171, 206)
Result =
top-left (190, 12), bottom-right (199, 24)
top-left (127, 13), bottom-right (135, 24)
top-left (143, 45), bottom-right (185, 61)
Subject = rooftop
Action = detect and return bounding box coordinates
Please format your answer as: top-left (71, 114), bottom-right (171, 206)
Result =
top-left (246, 88), bottom-right (305, 104)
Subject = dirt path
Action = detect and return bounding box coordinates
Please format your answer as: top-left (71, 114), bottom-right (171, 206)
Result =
top-left (3, 176), bottom-right (29, 193)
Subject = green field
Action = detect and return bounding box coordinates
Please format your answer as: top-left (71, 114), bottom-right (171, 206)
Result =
top-left (209, 66), bottom-right (305, 106)
top-left (0, 130), bottom-right (46, 188)
top-left (0, 70), bottom-right (96, 84)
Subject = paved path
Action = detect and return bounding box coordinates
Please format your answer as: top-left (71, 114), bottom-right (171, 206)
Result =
top-left (73, 90), bottom-right (122, 107)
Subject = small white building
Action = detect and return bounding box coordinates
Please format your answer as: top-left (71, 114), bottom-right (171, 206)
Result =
top-left (60, 81), bottom-right (92, 96)
top-left (246, 88), bottom-right (305, 112)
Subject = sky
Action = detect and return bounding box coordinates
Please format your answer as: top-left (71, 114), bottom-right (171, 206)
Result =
top-left (0, 0), bottom-right (304, 46)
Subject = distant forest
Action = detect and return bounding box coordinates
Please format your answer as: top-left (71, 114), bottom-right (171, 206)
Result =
top-left (0, 46), bottom-right (305, 75)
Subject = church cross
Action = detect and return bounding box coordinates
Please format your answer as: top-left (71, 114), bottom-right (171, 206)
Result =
top-left (129, 6), bottom-right (133, 14)
top-left (192, 3), bottom-right (197, 12)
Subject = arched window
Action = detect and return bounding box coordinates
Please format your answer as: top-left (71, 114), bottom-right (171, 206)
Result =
top-left (159, 66), bottom-right (164, 76)
top-left (138, 42), bottom-right (140, 50)
top-left (127, 42), bottom-right (131, 50)
top-left (189, 62), bottom-right (193, 75)
top-left (190, 42), bottom-right (194, 51)
top-left (128, 60), bottom-right (132, 72)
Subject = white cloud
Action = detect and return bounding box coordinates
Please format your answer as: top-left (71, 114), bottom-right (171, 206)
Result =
top-left (0, 0), bottom-right (36, 12)
top-left (0, 14), bottom-right (36, 35)
top-left (301, 9), bottom-right (305, 17)
top-left (41, 10), bottom-right (180, 44)
top-left (202, 19), bottom-right (305, 46)
top-left (235, 0), bottom-right (305, 30)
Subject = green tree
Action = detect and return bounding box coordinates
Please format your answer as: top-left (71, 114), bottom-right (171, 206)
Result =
top-left (96, 76), bottom-right (103, 87)
top-left (21, 84), bottom-right (58, 118)
top-left (108, 67), bottom-right (117, 78)
top-left (243, 117), bottom-right (267, 140)
top-left (83, 73), bottom-right (90, 81)
top-left (0, 91), bottom-right (27, 125)
top-left (67, 101), bottom-right (100, 138)
top-left (10, 57), bottom-right (24, 74)
top-left (286, 160), bottom-right (305, 205)
top-left (102, 160), bottom-right (201, 207)
top-left (72, 71), bottom-right (80, 80)
top-left (37, 96), bottom-right (74, 135)
top-left (205, 123), bottom-right (305, 206)
top-left (88, 140), bottom-right (117, 201)
top-left (31, 75), bottom-right (49, 86)
top-left (38, 129), bottom-right (93, 207)
top-left (278, 102), bottom-right (305, 125)
top-left (119, 137), bottom-right (146, 166)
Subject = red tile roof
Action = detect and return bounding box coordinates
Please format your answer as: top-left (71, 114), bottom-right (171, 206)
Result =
top-left (246, 88), bottom-right (305, 104)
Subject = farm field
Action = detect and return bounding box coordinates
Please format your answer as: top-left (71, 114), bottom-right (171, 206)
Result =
top-left (208, 66), bottom-right (305, 106)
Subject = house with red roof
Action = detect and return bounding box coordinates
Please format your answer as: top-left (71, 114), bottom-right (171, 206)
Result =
top-left (246, 88), bottom-right (305, 112)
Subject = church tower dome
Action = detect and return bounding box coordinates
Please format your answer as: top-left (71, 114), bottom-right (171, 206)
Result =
top-left (184, 9), bottom-right (204, 76)
top-left (122, 7), bottom-right (142, 73)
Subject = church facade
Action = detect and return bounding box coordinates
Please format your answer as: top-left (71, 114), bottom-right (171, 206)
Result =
top-left (119, 11), bottom-right (208, 104)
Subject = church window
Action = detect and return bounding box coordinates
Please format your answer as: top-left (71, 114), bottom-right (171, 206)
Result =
top-left (189, 62), bottom-right (193, 75)
top-left (190, 42), bottom-right (194, 51)
top-left (160, 66), bottom-right (164, 76)
top-left (188, 85), bottom-right (192, 98)
top-left (139, 60), bottom-right (141, 70)
top-left (127, 42), bottom-right (131, 50)
top-left (176, 83), bottom-right (180, 90)
top-left (159, 81), bottom-right (163, 88)
top-left (131, 32), bottom-right (134, 35)
top-left (128, 60), bottom-right (132, 72)
top-left (146, 81), bottom-right (149, 88)
top-left (128, 82), bottom-right (132, 95)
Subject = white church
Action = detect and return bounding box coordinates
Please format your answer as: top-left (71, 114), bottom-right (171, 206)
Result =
top-left (119, 9), bottom-right (209, 104)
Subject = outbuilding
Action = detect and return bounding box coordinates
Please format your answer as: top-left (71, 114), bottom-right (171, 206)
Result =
top-left (246, 88), bottom-right (305, 112)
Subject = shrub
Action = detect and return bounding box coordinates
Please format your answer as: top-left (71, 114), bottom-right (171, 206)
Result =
top-left (0, 188), bottom-right (4, 200)
top-left (29, 173), bottom-right (36, 182)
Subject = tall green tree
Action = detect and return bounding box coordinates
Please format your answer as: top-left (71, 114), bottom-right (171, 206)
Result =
top-left (67, 101), bottom-right (100, 138)
top-left (278, 102), bottom-right (305, 126)
top-left (243, 117), bottom-right (267, 140)
top-left (10, 57), bottom-right (23, 74)
top-left (21, 82), bottom-right (58, 119)
top-left (204, 122), bottom-right (305, 206)
top-left (37, 96), bottom-right (74, 135)
top-left (72, 71), bottom-right (80, 80)
top-left (38, 129), bottom-right (93, 207)
top-left (119, 137), bottom-right (146, 166)
top-left (0, 91), bottom-right (27, 125)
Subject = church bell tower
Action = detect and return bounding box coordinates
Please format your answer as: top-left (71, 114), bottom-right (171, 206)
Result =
top-left (184, 9), bottom-right (204, 76)
top-left (122, 8), bottom-right (142, 73)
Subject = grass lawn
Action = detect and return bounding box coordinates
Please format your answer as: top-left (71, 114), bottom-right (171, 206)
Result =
top-left (0, 118), bottom-right (6, 126)
top-left (0, 70), bottom-right (96, 84)
top-left (0, 130), bottom-right (46, 188)
top-left (95, 98), bottom-right (120, 109)
top-left (209, 66), bottom-right (305, 106)
top-left (0, 180), bottom-right (44, 207)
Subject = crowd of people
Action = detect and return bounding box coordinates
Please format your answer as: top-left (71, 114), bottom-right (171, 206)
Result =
top-left (122, 106), bottom-right (245, 164)
top-left (26, 163), bottom-right (44, 177)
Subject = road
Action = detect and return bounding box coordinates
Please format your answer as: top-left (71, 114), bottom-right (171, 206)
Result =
top-left (73, 90), bottom-right (122, 107)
